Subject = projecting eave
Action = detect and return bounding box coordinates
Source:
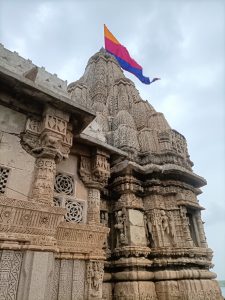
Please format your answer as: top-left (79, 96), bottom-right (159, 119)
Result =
top-left (0, 65), bottom-right (95, 134)
top-left (111, 160), bottom-right (207, 188)
top-left (77, 133), bottom-right (128, 157)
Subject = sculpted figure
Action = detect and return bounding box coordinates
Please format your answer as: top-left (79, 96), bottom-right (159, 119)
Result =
top-left (161, 210), bottom-right (170, 235)
top-left (114, 208), bottom-right (128, 247)
top-left (144, 215), bottom-right (155, 247)
top-left (100, 211), bottom-right (108, 226)
top-left (167, 210), bottom-right (177, 245)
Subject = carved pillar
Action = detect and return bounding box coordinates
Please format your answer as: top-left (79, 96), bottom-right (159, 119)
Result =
top-left (87, 188), bottom-right (101, 224)
top-left (79, 150), bottom-right (110, 299)
top-left (31, 158), bottom-right (56, 205)
top-left (80, 150), bottom-right (110, 225)
top-left (21, 106), bottom-right (73, 206)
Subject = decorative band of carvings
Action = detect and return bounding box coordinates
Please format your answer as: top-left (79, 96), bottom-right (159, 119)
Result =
top-left (56, 222), bottom-right (109, 255)
top-left (0, 196), bottom-right (66, 214)
top-left (151, 256), bottom-right (212, 268)
top-left (112, 246), bottom-right (151, 258)
top-left (150, 247), bottom-right (213, 258)
top-left (0, 197), bottom-right (109, 256)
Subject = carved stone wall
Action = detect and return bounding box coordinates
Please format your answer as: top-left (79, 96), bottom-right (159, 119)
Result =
top-left (0, 105), bottom-right (35, 201)
top-left (0, 250), bottom-right (23, 300)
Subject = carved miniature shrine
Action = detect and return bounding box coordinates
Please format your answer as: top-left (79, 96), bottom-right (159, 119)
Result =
top-left (0, 45), bottom-right (223, 299)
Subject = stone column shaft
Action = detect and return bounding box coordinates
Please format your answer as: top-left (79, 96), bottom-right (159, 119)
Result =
top-left (87, 188), bottom-right (101, 224)
top-left (31, 157), bottom-right (56, 205)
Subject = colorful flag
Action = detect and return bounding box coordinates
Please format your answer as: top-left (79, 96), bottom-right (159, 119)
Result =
top-left (104, 25), bottom-right (160, 85)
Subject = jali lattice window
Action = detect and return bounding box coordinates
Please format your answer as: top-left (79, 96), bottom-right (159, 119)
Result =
top-left (54, 172), bottom-right (86, 223)
top-left (0, 167), bottom-right (10, 194)
top-left (54, 173), bottom-right (74, 195)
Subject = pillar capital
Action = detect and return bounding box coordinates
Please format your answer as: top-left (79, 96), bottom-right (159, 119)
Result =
top-left (20, 106), bottom-right (73, 162)
top-left (20, 106), bottom-right (73, 206)
top-left (79, 150), bottom-right (110, 190)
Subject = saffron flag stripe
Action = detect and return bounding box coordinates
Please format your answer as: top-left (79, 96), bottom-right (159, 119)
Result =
top-left (104, 24), bottom-right (120, 45)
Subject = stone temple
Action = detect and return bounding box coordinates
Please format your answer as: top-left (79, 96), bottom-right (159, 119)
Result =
top-left (0, 45), bottom-right (223, 300)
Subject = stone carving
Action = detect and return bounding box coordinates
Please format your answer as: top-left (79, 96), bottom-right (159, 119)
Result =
top-left (0, 195), bottom-right (65, 250)
top-left (79, 151), bottom-right (110, 226)
top-left (31, 158), bottom-right (56, 205)
top-left (50, 259), bottom-right (60, 300)
top-left (53, 196), bottom-right (86, 224)
top-left (87, 188), bottom-right (100, 224)
top-left (80, 152), bottom-right (110, 189)
top-left (0, 167), bottom-right (10, 194)
top-left (115, 193), bottom-right (144, 210)
top-left (179, 206), bottom-right (194, 247)
top-left (56, 222), bottom-right (109, 257)
top-left (25, 118), bottom-right (42, 135)
top-left (64, 199), bottom-right (84, 223)
top-left (147, 210), bottom-right (179, 247)
top-left (0, 250), bottom-right (23, 300)
top-left (20, 108), bottom-right (73, 207)
top-left (167, 211), bottom-right (178, 246)
top-left (114, 208), bottom-right (128, 247)
top-left (58, 259), bottom-right (73, 299)
top-left (87, 261), bottom-right (104, 299)
top-left (100, 211), bottom-right (110, 253)
top-left (72, 260), bottom-right (85, 300)
top-left (54, 173), bottom-right (74, 195)
top-left (43, 114), bottom-right (67, 135)
top-left (144, 215), bottom-right (155, 247)
top-left (100, 211), bottom-right (108, 227)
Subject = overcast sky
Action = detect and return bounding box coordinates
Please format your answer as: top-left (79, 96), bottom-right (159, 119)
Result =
top-left (0, 0), bottom-right (224, 279)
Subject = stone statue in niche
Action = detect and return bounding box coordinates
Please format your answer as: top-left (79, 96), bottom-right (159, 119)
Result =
top-left (179, 206), bottom-right (193, 246)
top-left (100, 211), bottom-right (110, 253)
top-left (144, 215), bottom-right (155, 247)
top-left (161, 211), bottom-right (169, 235)
top-left (87, 261), bottom-right (104, 298)
top-left (100, 211), bottom-right (108, 226)
top-left (167, 210), bottom-right (178, 246)
top-left (160, 210), bottom-right (171, 246)
top-left (114, 208), bottom-right (128, 247)
top-left (150, 210), bottom-right (175, 247)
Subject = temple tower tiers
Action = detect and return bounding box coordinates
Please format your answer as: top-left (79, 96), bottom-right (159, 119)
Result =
top-left (0, 44), bottom-right (222, 300)
top-left (68, 49), bottom-right (222, 300)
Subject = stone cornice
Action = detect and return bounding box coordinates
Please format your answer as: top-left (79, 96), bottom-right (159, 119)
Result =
top-left (111, 160), bottom-right (206, 188)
